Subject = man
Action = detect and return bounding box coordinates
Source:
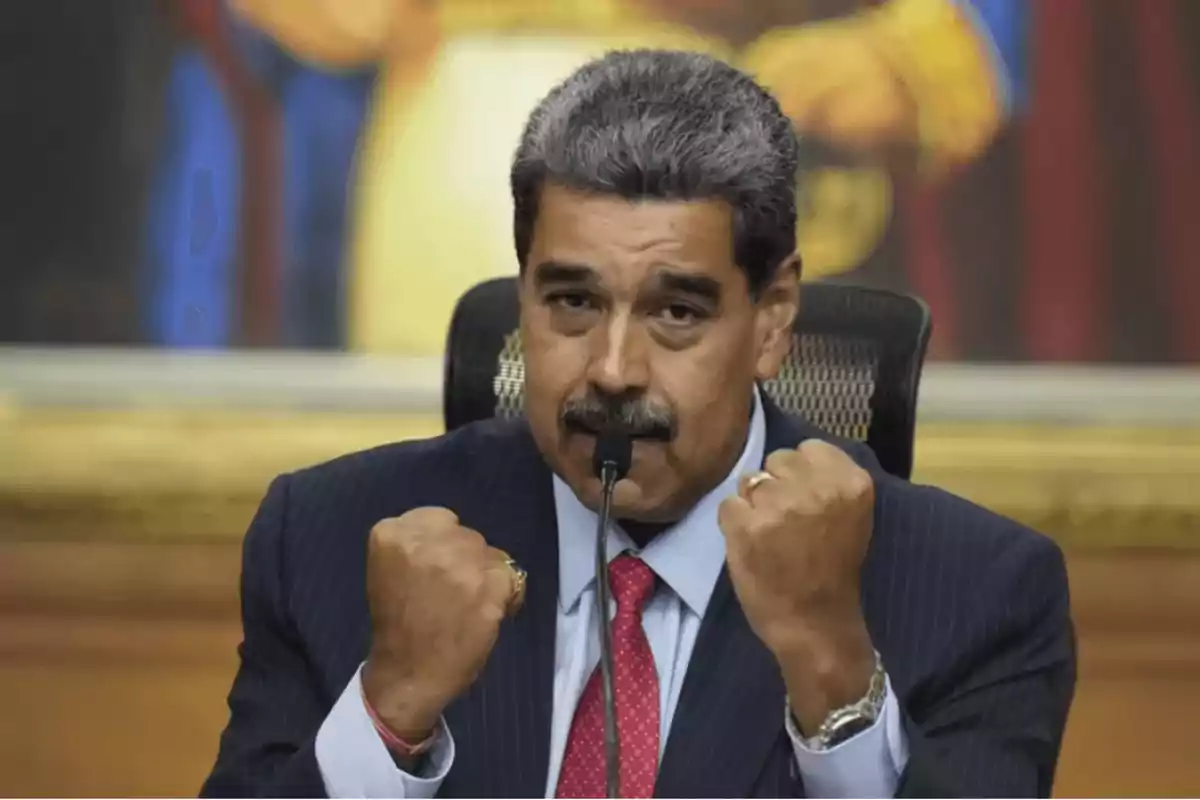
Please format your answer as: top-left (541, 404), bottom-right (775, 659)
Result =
top-left (202, 50), bottom-right (1075, 798)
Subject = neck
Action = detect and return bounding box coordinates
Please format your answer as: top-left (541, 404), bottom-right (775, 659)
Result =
top-left (620, 520), bottom-right (672, 550)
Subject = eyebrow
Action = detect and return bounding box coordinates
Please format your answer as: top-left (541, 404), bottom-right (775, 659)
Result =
top-left (531, 260), bottom-right (722, 303)
top-left (531, 261), bottom-right (598, 288)
top-left (650, 271), bottom-right (722, 304)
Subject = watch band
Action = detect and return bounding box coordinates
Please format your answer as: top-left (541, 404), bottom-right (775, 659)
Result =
top-left (801, 650), bottom-right (888, 751)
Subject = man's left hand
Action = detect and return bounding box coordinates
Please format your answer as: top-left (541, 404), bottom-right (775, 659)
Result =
top-left (718, 439), bottom-right (877, 736)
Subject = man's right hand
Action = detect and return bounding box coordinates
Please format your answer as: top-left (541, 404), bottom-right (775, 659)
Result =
top-left (361, 507), bottom-right (521, 742)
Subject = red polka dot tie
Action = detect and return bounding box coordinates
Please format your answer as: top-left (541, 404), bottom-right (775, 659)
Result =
top-left (556, 555), bottom-right (660, 799)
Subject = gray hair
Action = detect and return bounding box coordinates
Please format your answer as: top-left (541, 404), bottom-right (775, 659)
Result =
top-left (511, 49), bottom-right (800, 294)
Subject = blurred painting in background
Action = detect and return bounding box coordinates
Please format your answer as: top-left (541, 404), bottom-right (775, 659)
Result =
top-left (2, 0), bottom-right (1198, 362)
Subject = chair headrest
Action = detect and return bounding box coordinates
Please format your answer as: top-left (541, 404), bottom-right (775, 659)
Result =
top-left (444, 277), bottom-right (931, 478)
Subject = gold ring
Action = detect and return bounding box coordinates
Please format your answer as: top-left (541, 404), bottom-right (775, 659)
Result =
top-left (744, 471), bottom-right (776, 495)
top-left (504, 557), bottom-right (527, 614)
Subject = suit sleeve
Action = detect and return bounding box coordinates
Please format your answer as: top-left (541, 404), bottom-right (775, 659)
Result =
top-left (895, 532), bottom-right (1077, 798)
top-left (200, 475), bottom-right (331, 798)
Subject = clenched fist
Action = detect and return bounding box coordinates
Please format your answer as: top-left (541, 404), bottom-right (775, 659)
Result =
top-left (361, 507), bottom-right (522, 741)
top-left (718, 439), bottom-right (877, 734)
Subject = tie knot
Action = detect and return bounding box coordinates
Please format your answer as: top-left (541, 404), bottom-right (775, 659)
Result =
top-left (608, 554), bottom-right (656, 612)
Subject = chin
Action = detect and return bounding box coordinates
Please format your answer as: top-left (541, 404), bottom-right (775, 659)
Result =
top-left (561, 467), bottom-right (684, 524)
top-left (556, 437), bottom-right (679, 512)
top-left (610, 479), bottom-right (688, 524)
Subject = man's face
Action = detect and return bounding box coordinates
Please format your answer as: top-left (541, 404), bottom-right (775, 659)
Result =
top-left (520, 184), bottom-right (799, 522)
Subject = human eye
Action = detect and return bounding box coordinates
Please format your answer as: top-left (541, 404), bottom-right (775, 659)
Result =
top-left (654, 301), bottom-right (708, 327)
top-left (545, 290), bottom-right (595, 313)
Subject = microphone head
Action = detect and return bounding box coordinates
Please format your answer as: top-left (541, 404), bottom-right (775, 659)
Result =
top-left (592, 429), bottom-right (633, 482)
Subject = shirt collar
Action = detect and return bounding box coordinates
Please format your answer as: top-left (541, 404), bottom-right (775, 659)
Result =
top-left (553, 387), bottom-right (767, 616)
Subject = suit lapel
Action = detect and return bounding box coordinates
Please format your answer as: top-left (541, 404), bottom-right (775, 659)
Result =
top-left (654, 402), bottom-right (813, 798)
top-left (654, 571), bottom-right (794, 798)
top-left (442, 422), bottom-right (559, 799)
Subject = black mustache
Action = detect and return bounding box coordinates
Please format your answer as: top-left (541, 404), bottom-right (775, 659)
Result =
top-left (560, 397), bottom-right (676, 442)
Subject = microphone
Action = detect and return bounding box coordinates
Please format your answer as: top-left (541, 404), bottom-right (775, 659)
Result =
top-left (592, 430), bottom-right (632, 799)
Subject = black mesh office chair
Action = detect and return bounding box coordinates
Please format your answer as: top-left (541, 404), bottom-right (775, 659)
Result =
top-left (443, 277), bottom-right (932, 479)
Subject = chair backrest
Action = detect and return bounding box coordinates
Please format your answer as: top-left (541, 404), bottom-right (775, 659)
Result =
top-left (443, 277), bottom-right (932, 479)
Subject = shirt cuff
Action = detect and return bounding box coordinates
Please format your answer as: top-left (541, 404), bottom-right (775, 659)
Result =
top-left (315, 663), bottom-right (456, 798)
top-left (786, 674), bottom-right (910, 799)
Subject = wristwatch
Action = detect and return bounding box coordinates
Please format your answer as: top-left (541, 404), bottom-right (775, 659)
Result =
top-left (800, 650), bottom-right (888, 751)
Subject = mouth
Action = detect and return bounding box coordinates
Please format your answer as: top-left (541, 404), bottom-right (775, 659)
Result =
top-left (564, 421), bottom-right (673, 445)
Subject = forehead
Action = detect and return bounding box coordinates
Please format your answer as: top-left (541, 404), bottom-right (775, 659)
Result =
top-left (528, 183), bottom-right (741, 288)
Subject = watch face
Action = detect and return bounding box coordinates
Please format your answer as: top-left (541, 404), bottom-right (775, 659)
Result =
top-left (826, 716), bottom-right (874, 747)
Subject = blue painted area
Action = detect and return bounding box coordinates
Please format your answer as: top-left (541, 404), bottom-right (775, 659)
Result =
top-left (228, 17), bottom-right (377, 348)
top-left (959, 0), bottom-right (1030, 114)
top-left (279, 67), bottom-right (375, 348)
top-left (143, 15), bottom-right (377, 349)
top-left (142, 46), bottom-right (240, 347)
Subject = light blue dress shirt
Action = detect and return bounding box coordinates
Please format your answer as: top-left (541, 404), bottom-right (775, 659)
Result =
top-left (315, 389), bottom-right (909, 797)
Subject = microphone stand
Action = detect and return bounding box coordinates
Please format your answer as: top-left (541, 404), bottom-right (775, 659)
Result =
top-left (593, 431), bottom-right (631, 800)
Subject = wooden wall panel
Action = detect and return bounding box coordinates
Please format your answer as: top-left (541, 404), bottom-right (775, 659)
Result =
top-left (2, 542), bottom-right (1199, 797)
top-left (0, 541), bottom-right (242, 798)
top-left (0, 630), bottom-right (238, 798)
top-left (1056, 551), bottom-right (1200, 797)
top-left (1058, 676), bottom-right (1200, 797)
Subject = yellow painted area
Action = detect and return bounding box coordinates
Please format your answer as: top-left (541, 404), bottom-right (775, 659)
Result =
top-left (344, 16), bottom-right (727, 355)
top-left (869, 0), bottom-right (1006, 173)
top-left (231, 0), bottom-right (1004, 355)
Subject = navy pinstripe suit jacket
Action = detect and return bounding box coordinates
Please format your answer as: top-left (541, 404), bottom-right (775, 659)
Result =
top-left (202, 401), bottom-right (1075, 798)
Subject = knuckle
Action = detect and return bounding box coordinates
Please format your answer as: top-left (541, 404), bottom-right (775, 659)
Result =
top-left (484, 545), bottom-right (512, 566)
top-left (716, 498), bottom-right (742, 530)
top-left (368, 518), bottom-right (416, 559)
top-left (401, 506), bottom-right (460, 529)
top-left (370, 516), bottom-right (403, 538)
top-left (797, 439), bottom-right (837, 459)
top-left (845, 470), bottom-right (875, 500)
top-left (457, 526), bottom-right (488, 549)
top-left (763, 449), bottom-right (795, 474)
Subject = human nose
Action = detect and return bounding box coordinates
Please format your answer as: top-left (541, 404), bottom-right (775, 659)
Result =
top-left (584, 309), bottom-right (650, 395)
